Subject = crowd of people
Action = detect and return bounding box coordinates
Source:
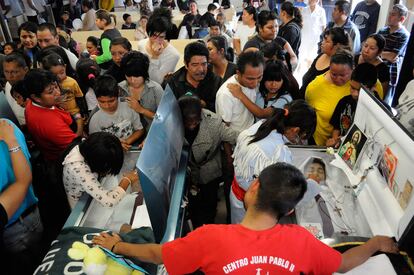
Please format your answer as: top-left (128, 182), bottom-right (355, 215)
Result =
top-left (0, 0), bottom-right (412, 273)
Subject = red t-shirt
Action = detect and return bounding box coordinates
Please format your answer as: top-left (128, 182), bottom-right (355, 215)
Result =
top-left (162, 224), bottom-right (342, 275)
top-left (25, 100), bottom-right (77, 160)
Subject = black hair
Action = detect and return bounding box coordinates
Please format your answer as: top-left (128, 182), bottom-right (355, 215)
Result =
top-left (3, 42), bottom-right (17, 53)
top-left (87, 36), bottom-right (100, 48)
top-left (208, 35), bottom-right (234, 62)
top-left (38, 23), bottom-right (58, 37)
top-left (256, 163), bottom-right (307, 218)
top-left (81, 0), bottom-right (94, 9)
top-left (351, 63), bottom-right (378, 89)
top-left (96, 9), bottom-right (117, 26)
top-left (330, 49), bottom-right (353, 68)
top-left (76, 58), bottom-right (100, 91)
top-left (177, 95), bottom-right (202, 122)
top-left (262, 41), bottom-right (292, 71)
top-left (146, 7), bottom-right (173, 36)
top-left (323, 27), bottom-right (351, 50)
top-left (110, 37), bottom-right (132, 51)
top-left (184, 41), bottom-right (209, 65)
top-left (366, 33), bottom-right (385, 53)
top-left (4, 53), bottom-right (29, 68)
top-left (123, 13), bottom-right (131, 21)
top-left (281, 1), bottom-right (303, 28)
top-left (24, 69), bottom-right (58, 98)
top-left (237, 51), bottom-right (265, 74)
top-left (120, 51), bottom-right (150, 80)
top-left (334, 0), bottom-right (351, 16)
top-left (249, 99), bottom-right (316, 144)
top-left (256, 10), bottom-right (277, 33)
top-left (11, 80), bottom-right (29, 100)
top-left (207, 3), bottom-right (217, 12)
top-left (310, 158), bottom-right (326, 174)
top-left (38, 45), bottom-right (76, 78)
top-left (94, 75), bottom-right (119, 98)
top-left (260, 60), bottom-right (300, 100)
top-left (41, 53), bottom-right (66, 70)
top-left (244, 6), bottom-right (257, 22)
top-left (18, 21), bottom-right (38, 36)
top-left (209, 20), bottom-right (220, 28)
top-left (79, 132), bottom-right (124, 176)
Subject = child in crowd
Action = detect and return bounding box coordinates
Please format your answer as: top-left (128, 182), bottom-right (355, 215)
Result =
top-left (89, 75), bottom-right (145, 151)
top-left (326, 63), bottom-right (379, 148)
top-left (85, 36), bottom-right (100, 56)
top-left (122, 13), bottom-right (137, 29)
top-left (41, 53), bottom-right (85, 137)
top-left (3, 42), bottom-right (18, 55)
top-left (76, 58), bottom-right (101, 112)
top-left (10, 80), bottom-right (28, 109)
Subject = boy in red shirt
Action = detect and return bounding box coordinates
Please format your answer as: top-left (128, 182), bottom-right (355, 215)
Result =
top-left (24, 69), bottom-right (77, 161)
top-left (94, 163), bottom-right (398, 274)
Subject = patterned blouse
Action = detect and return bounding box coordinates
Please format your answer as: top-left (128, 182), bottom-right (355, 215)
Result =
top-left (62, 145), bottom-right (126, 209)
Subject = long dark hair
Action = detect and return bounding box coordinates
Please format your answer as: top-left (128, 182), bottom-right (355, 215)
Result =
top-left (208, 35), bottom-right (234, 62)
top-left (281, 1), bottom-right (303, 28)
top-left (259, 60), bottom-right (300, 101)
top-left (249, 100), bottom-right (316, 144)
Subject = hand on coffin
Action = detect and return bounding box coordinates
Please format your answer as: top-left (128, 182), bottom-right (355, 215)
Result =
top-left (93, 232), bottom-right (122, 251)
top-left (373, 236), bottom-right (399, 254)
top-left (124, 170), bottom-right (139, 185)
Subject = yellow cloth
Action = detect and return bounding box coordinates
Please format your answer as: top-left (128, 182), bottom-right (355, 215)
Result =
top-left (305, 74), bottom-right (350, 146)
top-left (374, 80), bottom-right (384, 99)
top-left (60, 76), bottom-right (84, 116)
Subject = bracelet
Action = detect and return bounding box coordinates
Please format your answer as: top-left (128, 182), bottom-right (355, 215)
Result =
top-left (8, 146), bottom-right (21, 153)
top-left (111, 241), bottom-right (121, 252)
top-left (122, 176), bottom-right (132, 185)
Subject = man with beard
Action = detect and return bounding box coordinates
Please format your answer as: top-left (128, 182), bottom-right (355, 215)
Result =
top-left (166, 41), bottom-right (222, 112)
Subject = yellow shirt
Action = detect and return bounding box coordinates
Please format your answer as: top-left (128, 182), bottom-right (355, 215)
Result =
top-left (305, 74), bottom-right (351, 146)
top-left (60, 76), bottom-right (83, 115)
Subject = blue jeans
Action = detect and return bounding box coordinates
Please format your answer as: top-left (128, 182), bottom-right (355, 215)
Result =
top-left (3, 207), bottom-right (44, 274)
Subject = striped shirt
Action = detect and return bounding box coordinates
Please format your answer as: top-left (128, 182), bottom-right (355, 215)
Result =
top-left (378, 26), bottom-right (409, 85)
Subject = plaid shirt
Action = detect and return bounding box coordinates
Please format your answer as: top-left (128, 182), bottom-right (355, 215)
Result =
top-left (378, 26), bottom-right (409, 85)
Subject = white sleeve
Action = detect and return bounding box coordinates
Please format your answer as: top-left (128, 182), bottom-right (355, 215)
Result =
top-left (216, 91), bottom-right (235, 123)
top-left (64, 47), bottom-right (79, 71)
top-left (65, 161), bottom-right (126, 207)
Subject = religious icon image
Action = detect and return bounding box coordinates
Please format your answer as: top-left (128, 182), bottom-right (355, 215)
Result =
top-left (338, 124), bottom-right (367, 170)
top-left (378, 146), bottom-right (398, 190)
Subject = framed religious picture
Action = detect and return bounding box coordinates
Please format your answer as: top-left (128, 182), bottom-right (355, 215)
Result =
top-left (377, 146), bottom-right (398, 192)
top-left (338, 124), bottom-right (368, 170)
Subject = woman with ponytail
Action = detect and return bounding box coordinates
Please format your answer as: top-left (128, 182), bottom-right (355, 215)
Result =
top-left (278, 1), bottom-right (303, 57)
top-left (230, 100), bottom-right (316, 223)
top-left (207, 36), bottom-right (236, 82)
top-left (76, 59), bottom-right (101, 112)
top-left (93, 9), bottom-right (121, 69)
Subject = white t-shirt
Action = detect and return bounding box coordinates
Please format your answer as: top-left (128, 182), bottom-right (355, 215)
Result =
top-left (63, 47), bottom-right (79, 72)
top-left (215, 75), bottom-right (257, 133)
top-left (234, 23), bottom-right (256, 51)
top-left (5, 82), bottom-right (26, 125)
top-left (137, 39), bottom-right (180, 85)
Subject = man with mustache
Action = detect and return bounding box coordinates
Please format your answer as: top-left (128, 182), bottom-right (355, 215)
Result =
top-left (166, 41), bottom-right (222, 112)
